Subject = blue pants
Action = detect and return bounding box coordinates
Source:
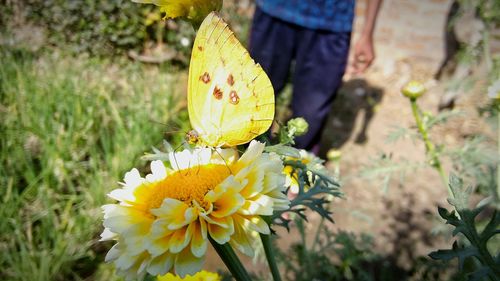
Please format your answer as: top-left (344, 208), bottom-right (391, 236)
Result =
top-left (249, 7), bottom-right (351, 153)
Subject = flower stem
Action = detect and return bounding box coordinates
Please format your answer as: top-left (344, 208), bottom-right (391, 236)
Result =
top-left (260, 233), bottom-right (282, 281)
top-left (209, 236), bottom-right (252, 281)
top-left (410, 99), bottom-right (451, 197)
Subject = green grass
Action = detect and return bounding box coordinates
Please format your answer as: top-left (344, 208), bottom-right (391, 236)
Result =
top-left (0, 48), bottom-right (190, 280)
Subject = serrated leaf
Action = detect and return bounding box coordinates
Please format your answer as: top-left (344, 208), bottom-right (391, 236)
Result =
top-left (425, 110), bottom-right (463, 129)
top-left (438, 206), bottom-right (452, 219)
top-left (385, 126), bottom-right (418, 143)
top-left (429, 241), bottom-right (478, 270)
top-left (448, 174), bottom-right (471, 210)
top-left (479, 210), bottom-right (499, 242)
top-left (431, 175), bottom-right (500, 279)
top-left (141, 152), bottom-right (170, 161)
top-left (264, 144), bottom-right (301, 158)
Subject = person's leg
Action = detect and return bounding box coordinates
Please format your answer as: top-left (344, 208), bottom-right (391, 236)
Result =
top-left (249, 7), bottom-right (296, 93)
top-left (291, 29), bottom-right (351, 154)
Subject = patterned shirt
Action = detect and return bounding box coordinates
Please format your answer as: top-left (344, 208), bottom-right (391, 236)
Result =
top-left (255, 0), bottom-right (356, 32)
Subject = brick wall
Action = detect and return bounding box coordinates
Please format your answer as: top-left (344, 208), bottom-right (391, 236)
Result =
top-left (353, 0), bottom-right (453, 75)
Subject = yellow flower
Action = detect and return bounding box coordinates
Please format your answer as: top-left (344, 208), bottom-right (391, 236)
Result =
top-left (284, 150), bottom-right (325, 195)
top-left (158, 270), bottom-right (220, 281)
top-left (133, 0), bottom-right (222, 24)
top-left (101, 140), bottom-right (288, 279)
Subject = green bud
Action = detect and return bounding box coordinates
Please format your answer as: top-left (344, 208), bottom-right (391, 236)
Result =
top-left (401, 81), bottom-right (426, 100)
top-left (327, 149), bottom-right (342, 162)
top-left (287, 118), bottom-right (309, 137)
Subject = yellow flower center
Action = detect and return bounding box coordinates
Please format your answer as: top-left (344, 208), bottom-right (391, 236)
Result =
top-left (145, 164), bottom-right (231, 211)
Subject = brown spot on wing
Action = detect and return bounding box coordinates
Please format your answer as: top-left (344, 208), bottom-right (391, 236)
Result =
top-left (213, 86), bottom-right (223, 100)
top-left (200, 72), bottom-right (211, 84)
top-left (229, 90), bottom-right (239, 105)
top-left (198, 46), bottom-right (203, 51)
top-left (227, 74), bottom-right (234, 86)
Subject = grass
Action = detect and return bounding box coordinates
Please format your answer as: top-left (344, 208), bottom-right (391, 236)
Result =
top-left (0, 47), bottom-right (190, 280)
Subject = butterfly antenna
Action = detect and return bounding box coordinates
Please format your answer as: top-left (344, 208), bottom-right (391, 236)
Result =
top-left (214, 148), bottom-right (233, 175)
top-left (170, 143), bottom-right (187, 178)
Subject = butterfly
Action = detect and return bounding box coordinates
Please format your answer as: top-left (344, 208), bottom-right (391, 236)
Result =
top-left (187, 12), bottom-right (274, 148)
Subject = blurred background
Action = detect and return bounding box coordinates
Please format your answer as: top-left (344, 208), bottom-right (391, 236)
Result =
top-left (1, 0), bottom-right (498, 280)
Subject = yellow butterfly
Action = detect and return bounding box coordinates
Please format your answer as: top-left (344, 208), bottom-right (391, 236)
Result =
top-left (187, 12), bottom-right (274, 148)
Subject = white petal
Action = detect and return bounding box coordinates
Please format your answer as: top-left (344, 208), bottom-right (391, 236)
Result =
top-left (105, 243), bottom-right (122, 262)
top-left (211, 147), bottom-right (239, 164)
top-left (174, 247), bottom-right (204, 277)
top-left (123, 168), bottom-right (143, 189)
top-left (238, 140), bottom-right (265, 165)
top-left (169, 147), bottom-right (212, 170)
top-left (146, 160), bottom-right (167, 182)
top-left (147, 252), bottom-right (174, 276)
top-left (99, 228), bottom-right (116, 241)
top-left (108, 188), bottom-right (135, 202)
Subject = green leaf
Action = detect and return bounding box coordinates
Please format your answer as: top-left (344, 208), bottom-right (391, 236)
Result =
top-left (264, 144), bottom-right (301, 158)
top-left (447, 174), bottom-right (471, 211)
top-left (429, 241), bottom-right (478, 270)
top-left (430, 174), bottom-right (500, 279)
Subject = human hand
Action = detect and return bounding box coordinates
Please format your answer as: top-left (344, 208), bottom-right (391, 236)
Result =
top-left (350, 35), bottom-right (375, 75)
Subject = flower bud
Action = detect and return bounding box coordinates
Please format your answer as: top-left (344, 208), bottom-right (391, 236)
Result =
top-left (288, 117), bottom-right (309, 137)
top-left (327, 149), bottom-right (342, 162)
top-left (401, 81), bottom-right (426, 100)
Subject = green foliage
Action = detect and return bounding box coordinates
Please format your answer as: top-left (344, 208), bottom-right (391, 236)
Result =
top-left (445, 0), bottom-right (500, 100)
top-left (276, 228), bottom-right (450, 281)
top-left (6, 0), bottom-right (195, 57)
top-left (360, 152), bottom-right (425, 194)
top-left (0, 48), bottom-right (187, 280)
top-left (276, 229), bottom-right (376, 281)
top-left (444, 136), bottom-right (498, 197)
top-left (429, 175), bottom-right (500, 281)
top-left (458, 0), bottom-right (500, 26)
top-left (271, 157), bottom-right (342, 230)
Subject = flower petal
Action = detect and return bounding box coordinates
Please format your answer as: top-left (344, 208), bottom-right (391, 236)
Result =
top-left (244, 215), bottom-right (270, 235)
top-left (207, 216), bottom-right (234, 244)
top-left (229, 219), bottom-right (254, 257)
top-left (123, 168), bottom-right (144, 189)
top-left (169, 147), bottom-right (211, 170)
top-left (174, 247), bottom-right (204, 277)
top-left (147, 251), bottom-right (174, 276)
top-left (145, 160), bottom-right (167, 182)
top-left (210, 189), bottom-right (245, 218)
top-left (100, 228), bottom-right (116, 241)
top-left (152, 199), bottom-right (197, 230)
top-left (190, 219), bottom-right (208, 258)
top-left (105, 243), bottom-right (122, 262)
top-left (169, 226), bottom-right (191, 254)
top-left (237, 140), bottom-right (265, 166)
top-left (103, 205), bottom-right (152, 235)
top-left (239, 194), bottom-right (274, 216)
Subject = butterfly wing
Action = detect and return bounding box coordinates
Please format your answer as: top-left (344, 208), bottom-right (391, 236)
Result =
top-left (188, 12), bottom-right (274, 147)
